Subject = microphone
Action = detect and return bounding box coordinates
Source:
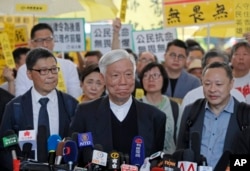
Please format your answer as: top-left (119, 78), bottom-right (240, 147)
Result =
top-left (197, 155), bottom-right (212, 171)
top-left (178, 149), bottom-right (197, 171)
top-left (190, 132), bottom-right (201, 164)
top-left (213, 151), bottom-right (231, 171)
top-left (78, 132), bottom-right (94, 148)
top-left (63, 140), bottom-right (78, 171)
top-left (18, 129), bottom-right (36, 152)
top-left (55, 141), bottom-right (65, 165)
top-left (47, 134), bottom-right (62, 167)
top-left (37, 125), bottom-right (48, 162)
top-left (108, 150), bottom-right (121, 170)
top-left (149, 151), bottom-right (164, 168)
top-left (2, 130), bottom-right (20, 171)
top-left (22, 143), bottom-right (32, 161)
top-left (139, 157), bottom-right (150, 171)
top-left (162, 154), bottom-right (177, 170)
top-left (130, 136), bottom-right (145, 167)
top-left (91, 144), bottom-right (108, 167)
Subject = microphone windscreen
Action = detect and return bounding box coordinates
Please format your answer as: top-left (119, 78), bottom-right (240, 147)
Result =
top-left (71, 132), bottom-right (78, 145)
top-left (183, 149), bottom-right (195, 162)
top-left (22, 142), bottom-right (32, 159)
top-left (37, 125), bottom-right (48, 162)
top-left (56, 141), bottom-right (65, 156)
top-left (172, 149), bottom-right (184, 162)
top-left (191, 132), bottom-right (201, 163)
top-left (47, 134), bottom-right (62, 152)
top-left (63, 140), bottom-right (78, 163)
top-left (130, 136), bottom-right (145, 167)
top-left (213, 151), bottom-right (231, 171)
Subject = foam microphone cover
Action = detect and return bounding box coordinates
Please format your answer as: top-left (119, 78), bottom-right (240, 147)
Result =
top-left (55, 141), bottom-right (65, 165)
top-left (183, 149), bottom-right (195, 162)
top-left (22, 142), bottom-right (32, 160)
top-left (63, 140), bottom-right (78, 163)
top-left (37, 125), bottom-right (48, 162)
top-left (47, 134), bottom-right (62, 152)
top-left (130, 136), bottom-right (145, 167)
top-left (191, 132), bottom-right (201, 163)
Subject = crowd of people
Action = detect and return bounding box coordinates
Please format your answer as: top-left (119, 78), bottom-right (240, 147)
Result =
top-left (0, 18), bottom-right (250, 171)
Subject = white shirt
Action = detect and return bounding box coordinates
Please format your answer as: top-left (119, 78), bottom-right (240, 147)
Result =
top-left (110, 96), bottom-right (132, 122)
top-left (31, 87), bottom-right (59, 135)
top-left (233, 72), bottom-right (250, 104)
top-left (15, 58), bottom-right (82, 98)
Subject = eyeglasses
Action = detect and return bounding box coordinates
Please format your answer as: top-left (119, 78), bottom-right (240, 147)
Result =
top-left (32, 36), bottom-right (54, 44)
top-left (168, 52), bottom-right (186, 61)
top-left (143, 73), bottom-right (161, 80)
top-left (29, 67), bottom-right (60, 75)
top-left (138, 58), bottom-right (154, 64)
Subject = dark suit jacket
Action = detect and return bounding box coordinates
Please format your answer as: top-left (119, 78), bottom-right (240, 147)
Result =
top-left (177, 98), bottom-right (241, 153)
top-left (0, 88), bottom-right (14, 125)
top-left (70, 96), bottom-right (166, 158)
top-left (0, 88), bottom-right (78, 170)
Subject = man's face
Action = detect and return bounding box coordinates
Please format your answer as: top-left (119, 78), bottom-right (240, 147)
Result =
top-left (202, 67), bottom-right (233, 108)
top-left (105, 58), bottom-right (135, 105)
top-left (30, 29), bottom-right (54, 51)
top-left (27, 57), bottom-right (58, 96)
top-left (231, 46), bottom-right (250, 72)
top-left (186, 50), bottom-right (203, 68)
top-left (136, 52), bottom-right (155, 74)
top-left (164, 45), bottom-right (186, 72)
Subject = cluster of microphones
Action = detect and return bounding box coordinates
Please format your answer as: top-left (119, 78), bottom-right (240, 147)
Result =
top-left (2, 127), bottom-right (230, 171)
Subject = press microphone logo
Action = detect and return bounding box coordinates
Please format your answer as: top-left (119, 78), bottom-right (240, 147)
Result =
top-left (178, 161), bottom-right (197, 171)
top-left (18, 130), bottom-right (36, 150)
top-left (2, 134), bottom-right (18, 147)
top-left (110, 151), bottom-right (120, 169)
top-left (230, 154), bottom-right (250, 171)
top-left (78, 132), bottom-right (93, 147)
top-left (63, 146), bottom-right (71, 155)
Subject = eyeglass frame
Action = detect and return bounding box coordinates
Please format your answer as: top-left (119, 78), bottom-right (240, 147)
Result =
top-left (143, 73), bottom-right (162, 80)
top-left (29, 67), bottom-right (60, 75)
top-left (31, 36), bottom-right (54, 44)
top-left (167, 52), bottom-right (186, 61)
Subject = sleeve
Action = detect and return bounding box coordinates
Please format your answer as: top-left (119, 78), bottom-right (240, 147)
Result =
top-left (154, 110), bottom-right (167, 152)
top-left (15, 65), bottom-right (33, 97)
top-left (60, 59), bottom-right (82, 99)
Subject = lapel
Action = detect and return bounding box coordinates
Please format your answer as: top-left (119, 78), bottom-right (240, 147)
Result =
top-left (21, 88), bottom-right (34, 129)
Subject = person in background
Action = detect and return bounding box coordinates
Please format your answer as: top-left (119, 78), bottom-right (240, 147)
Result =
top-left (139, 62), bottom-right (180, 154)
top-left (78, 64), bottom-right (105, 103)
top-left (163, 39), bottom-right (201, 104)
top-left (1, 47), bottom-right (30, 95)
top-left (83, 50), bottom-right (102, 69)
top-left (177, 62), bottom-right (249, 169)
top-left (70, 49), bottom-right (166, 167)
top-left (186, 45), bottom-right (205, 69)
top-left (15, 23), bottom-right (82, 98)
top-left (187, 59), bottom-right (202, 80)
top-left (0, 47), bottom-right (78, 170)
top-left (231, 41), bottom-right (250, 104)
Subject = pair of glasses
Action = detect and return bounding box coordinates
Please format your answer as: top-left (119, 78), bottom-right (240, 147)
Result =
top-left (168, 52), bottom-right (186, 61)
top-left (29, 67), bottom-right (60, 75)
top-left (138, 58), bottom-right (154, 63)
top-left (143, 73), bottom-right (161, 80)
top-left (32, 36), bottom-right (54, 44)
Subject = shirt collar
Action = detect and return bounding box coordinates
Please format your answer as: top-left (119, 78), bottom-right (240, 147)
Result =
top-left (205, 95), bottom-right (234, 114)
top-left (32, 87), bottom-right (57, 103)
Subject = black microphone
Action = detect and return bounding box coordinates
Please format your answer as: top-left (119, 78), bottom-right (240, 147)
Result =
top-left (190, 132), bottom-right (201, 164)
top-left (91, 144), bottom-right (108, 170)
top-left (2, 129), bottom-right (20, 160)
top-left (213, 151), bottom-right (231, 171)
top-left (22, 143), bottom-right (32, 161)
top-left (108, 150), bottom-right (121, 170)
top-left (37, 125), bottom-right (48, 162)
top-left (178, 149), bottom-right (197, 171)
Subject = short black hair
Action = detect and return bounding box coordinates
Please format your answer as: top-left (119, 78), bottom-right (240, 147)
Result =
top-left (30, 23), bottom-right (53, 39)
top-left (166, 39), bottom-right (188, 56)
top-left (26, 47), bottom-right (57, 70)
top-left (139, 62), bottom-right (168, 95)
top-left (12, 47), bottom-right (30, 64)
top-left (201, 50), bottom-right (229, 68)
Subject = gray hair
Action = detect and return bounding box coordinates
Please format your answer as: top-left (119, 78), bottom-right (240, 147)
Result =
top-left (98, 49), bottom-right (136, 75)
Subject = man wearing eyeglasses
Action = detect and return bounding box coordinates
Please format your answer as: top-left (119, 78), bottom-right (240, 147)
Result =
top-left (163, 39), bottom-right (201, 105)
top-left (15, 23), bottom-right (82, 98)
top-left (0, 47), bottom-right (78, 170)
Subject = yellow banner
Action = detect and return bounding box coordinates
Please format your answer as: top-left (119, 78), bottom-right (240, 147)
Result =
top-left (0, 33), bottom-right (16, 69)
top-left (15, 26), bottom-right (28, 47)
top-left (15, 4), bottom-right (48, 13)
top-left (56, 63), bottom-right (67, 93)
top-left (163, 0), bottom-right (234, 27)
top-left (4, 22), bottom-right (15, 51)
top-left (0, 51), bottom-right (5, 85)
top-left (234, 0), bottom-right (250, 37)
top-left (120, 0), bottom-right (127, 22)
